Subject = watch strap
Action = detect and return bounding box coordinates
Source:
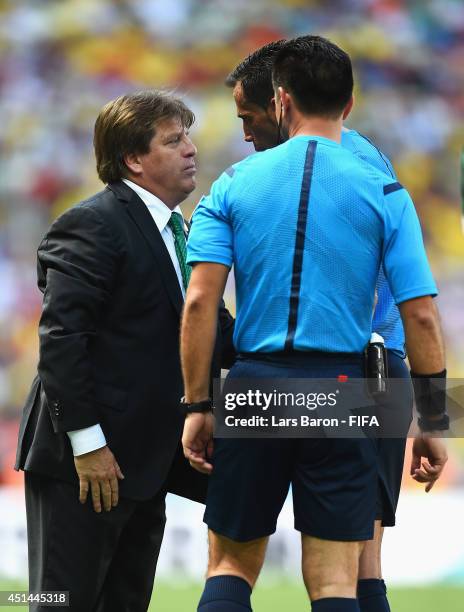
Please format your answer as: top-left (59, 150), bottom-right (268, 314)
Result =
top-left (180, 398), bottom-right (212, 415)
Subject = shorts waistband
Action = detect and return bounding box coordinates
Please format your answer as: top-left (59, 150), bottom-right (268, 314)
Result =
top-left (237, 351), bottom-right (364, 367)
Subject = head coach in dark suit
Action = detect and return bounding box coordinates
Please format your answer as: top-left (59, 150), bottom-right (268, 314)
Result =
top-left (15, 90), bottom-right (235, 612)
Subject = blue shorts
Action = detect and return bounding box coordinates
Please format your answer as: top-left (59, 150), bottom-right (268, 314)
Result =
top-left (204, 352), bottom-right (379, 542)
top-left (376, 351), bottom-right (412, 527)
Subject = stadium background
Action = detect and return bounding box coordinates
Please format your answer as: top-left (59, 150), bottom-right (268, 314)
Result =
top-left (0, 0), bottom-right (463, 610)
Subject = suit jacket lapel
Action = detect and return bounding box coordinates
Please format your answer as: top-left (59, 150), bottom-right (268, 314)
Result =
top-left (108, 181), bottom-right (184, 317)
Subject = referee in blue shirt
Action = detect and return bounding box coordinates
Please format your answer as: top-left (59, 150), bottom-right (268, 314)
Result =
top-left (224, 40), bottom-right (418, 612)
top-left (181, 36), bottom-right (448, 612)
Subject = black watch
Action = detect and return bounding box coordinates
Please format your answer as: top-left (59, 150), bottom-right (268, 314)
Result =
top-left (180, 397), bottom-right (213, 416)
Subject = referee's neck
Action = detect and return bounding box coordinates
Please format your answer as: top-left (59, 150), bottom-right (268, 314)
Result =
top-left (289, 117), bottom-right (343, 143)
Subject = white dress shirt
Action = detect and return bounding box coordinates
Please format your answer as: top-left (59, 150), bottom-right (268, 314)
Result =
top-left (67, 179), bottom-right (186, 456)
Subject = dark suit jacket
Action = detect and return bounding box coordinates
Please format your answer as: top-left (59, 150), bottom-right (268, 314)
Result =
top-left (15, 180), bottom-right (235, 501)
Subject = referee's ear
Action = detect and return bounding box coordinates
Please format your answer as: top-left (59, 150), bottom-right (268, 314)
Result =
top-left (342, 95), bottom-right (354, 120)
top-left (267, 97), bottom-right (276, 117)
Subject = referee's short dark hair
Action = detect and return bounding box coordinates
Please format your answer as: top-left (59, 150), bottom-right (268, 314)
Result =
top-left (272, 36), bottom-right (353, 119)
top-left (225, 40), bottom-right (286, 109)
top-left (94, 90), bottom-right (195, 184)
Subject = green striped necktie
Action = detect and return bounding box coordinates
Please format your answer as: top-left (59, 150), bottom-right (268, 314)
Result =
top-left (168, 212), bottom-right (191, 291)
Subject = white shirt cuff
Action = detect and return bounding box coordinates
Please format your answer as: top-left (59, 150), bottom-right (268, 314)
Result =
top-left (67, 424), bottom-right (107, 457)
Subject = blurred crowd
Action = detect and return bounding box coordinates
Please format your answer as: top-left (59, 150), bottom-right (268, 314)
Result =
top-left (0, 0), bottom-right (463, 486)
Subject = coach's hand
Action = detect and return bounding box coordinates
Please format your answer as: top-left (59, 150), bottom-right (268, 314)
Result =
top-left (74, 446), bottom-right (125, 512)
top-left (410, 433), bottom-right (448, 492)
top-left (182, 412), bottom-right (214, 475)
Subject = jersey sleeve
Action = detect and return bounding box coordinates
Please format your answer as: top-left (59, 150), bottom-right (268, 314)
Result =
top-left (382, 184), bottom-right (438, 304)
top-left (186, 170), bottom-right (234, 267)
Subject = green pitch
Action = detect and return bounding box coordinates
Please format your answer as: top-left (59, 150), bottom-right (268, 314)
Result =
top-left (147, 582), bottom-right (464, 611)
top-left (1, 579), bottom-right (463, 611)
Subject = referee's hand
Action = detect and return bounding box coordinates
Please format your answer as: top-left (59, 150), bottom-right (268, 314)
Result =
top-left (182, 412), bottom-right (214, 475)
top-left (410, 434), bottom-right (448, 492)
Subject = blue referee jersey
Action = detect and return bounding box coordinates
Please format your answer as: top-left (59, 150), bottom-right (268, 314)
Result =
top-left (342, 128), bottom-right (406, 356)
top-left (187, 135), bottom-right (437, 354)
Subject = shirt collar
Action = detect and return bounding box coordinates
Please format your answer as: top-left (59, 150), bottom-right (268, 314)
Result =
top-left (122, 178), bottom-right (184, 234)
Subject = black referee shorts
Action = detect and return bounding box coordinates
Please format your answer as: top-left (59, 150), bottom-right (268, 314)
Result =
top-left (376, 351), bottom-right (412, 527)
top-left (204, 352), bottom-right (379, 543)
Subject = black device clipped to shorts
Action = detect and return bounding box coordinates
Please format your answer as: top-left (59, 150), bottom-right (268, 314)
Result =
top-left (365, 333), bottom-right (388, 396)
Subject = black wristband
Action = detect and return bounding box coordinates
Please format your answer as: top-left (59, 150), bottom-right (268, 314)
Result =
top-left (410, 369), bottom-right (448, 431)
top-left (180, 397), bottom-right (212, 416)
top-left (418, 414), bottom-right (450, 432)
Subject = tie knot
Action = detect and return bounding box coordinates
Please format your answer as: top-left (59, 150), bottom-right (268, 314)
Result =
top-left (168, 212), bottom-right (185, 237)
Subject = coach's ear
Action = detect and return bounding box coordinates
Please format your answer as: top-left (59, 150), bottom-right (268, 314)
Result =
top-left (123, 152), bottom-right (143, 177)
top-left (342, 95), bottom-right (354, 120)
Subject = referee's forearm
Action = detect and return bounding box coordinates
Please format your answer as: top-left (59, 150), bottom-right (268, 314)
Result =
top-left (399, 296), bottom-right (445, 373)
top-left (181, 293), bottom-right (218, 402)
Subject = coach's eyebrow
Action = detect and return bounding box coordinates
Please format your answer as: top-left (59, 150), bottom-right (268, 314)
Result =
top-left (163, 129), bottom-right (184, 142)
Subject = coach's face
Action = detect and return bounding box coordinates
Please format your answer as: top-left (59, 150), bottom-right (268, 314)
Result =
top-left (125, 117), bottom-right (197, 209)
top-left (233, 82), bottom-right (279, 152)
